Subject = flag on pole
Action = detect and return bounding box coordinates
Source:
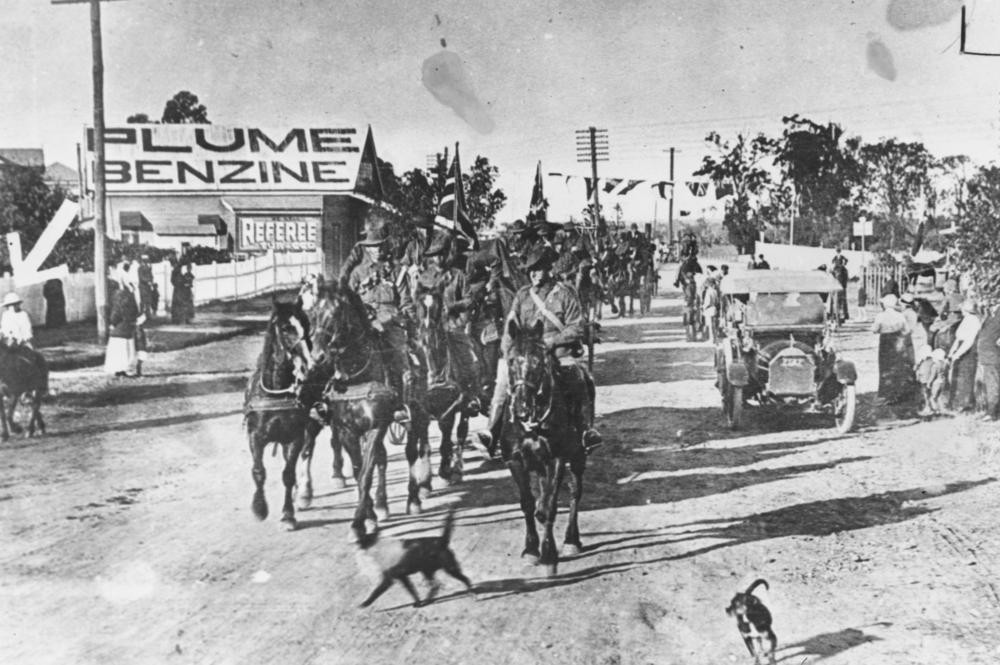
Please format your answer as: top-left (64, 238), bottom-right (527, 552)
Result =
top-left (602, 177), bottom-right (623, 194)
top-left (528, 160), bottom-right (548, 222)
top-left (436, 143), bottom-right (478, 248)
top-left (651, 181), bottom-right (673, 199)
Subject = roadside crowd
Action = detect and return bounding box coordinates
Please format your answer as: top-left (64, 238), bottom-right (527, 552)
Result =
top-left (872, 275), bottom-right (1000, 421)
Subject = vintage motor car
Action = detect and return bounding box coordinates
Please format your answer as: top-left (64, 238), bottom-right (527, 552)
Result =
top-left (714, 270), bottom-right (857, 433)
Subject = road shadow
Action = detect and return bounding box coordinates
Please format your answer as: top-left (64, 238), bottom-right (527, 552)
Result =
top-left (594, 348), bottom-right (714, 385)
top-left (57, 376), bottom-right (248, 407)
top-left (777, 624), bottom-right (889, 663)
top-left (41, 409), bottom-right (244, 440)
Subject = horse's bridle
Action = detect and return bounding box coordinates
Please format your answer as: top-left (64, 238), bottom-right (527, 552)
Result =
top-left (311, 297), bottom-right (377, 385)
top-left (508, 355), bottom-right (554, 434)
top-left (259, 313), bottom-right (312, 396)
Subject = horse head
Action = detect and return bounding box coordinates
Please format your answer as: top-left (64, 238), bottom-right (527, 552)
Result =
top-left (307, 282), bottom-right (375, 393)
top-left (261, 299), bottom-right (313, 391)
top-left (506, 318), bottom-right (553, 434)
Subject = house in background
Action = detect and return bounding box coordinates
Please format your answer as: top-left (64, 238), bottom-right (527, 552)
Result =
top-left (44, 162), bottom-right (80, 195)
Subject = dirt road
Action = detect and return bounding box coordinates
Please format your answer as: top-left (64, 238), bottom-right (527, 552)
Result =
top-left (3, 274), bottom-right (1000, 665)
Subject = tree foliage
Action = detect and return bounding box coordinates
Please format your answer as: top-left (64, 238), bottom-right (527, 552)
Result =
top-left (463, 155), bottom-right (507, 231)
top-left (161, 90), bottom-right (209, 124)
top-left (694, 131), bottom-right (777, 254)
top-left (954, 165), bottom-right (1000, 303)
top-left (856, 139), bottom-right (933, 251)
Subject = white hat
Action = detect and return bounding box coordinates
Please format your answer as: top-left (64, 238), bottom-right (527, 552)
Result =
top-left (3, 293), bottom-right (22, 307)
top-left (880, 294), bottom-right (899, 309)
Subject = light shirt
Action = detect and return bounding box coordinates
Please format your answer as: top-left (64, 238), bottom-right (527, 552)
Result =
top-left (951, 314), bottom-right (982, 360)
top-left (1, 309), bottom-right (33, 345)
top-left (871, 308), bottom-right (908, 335)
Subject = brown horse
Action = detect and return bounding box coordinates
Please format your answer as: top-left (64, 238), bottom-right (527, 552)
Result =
top-left (244, 299), bottom-right (314, 530)
top-left (296, 283), bottom-right (429, 539)
top-left (412, 285), bottom-right (478, 484)
top-left (0, 344), bottom-right (48, 440)
top-left (503, 319), bottom-right (590, 577)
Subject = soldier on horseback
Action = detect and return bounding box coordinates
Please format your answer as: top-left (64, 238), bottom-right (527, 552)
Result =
top-left (415, 232), bottom-right (482, 411)
top-left (342, 210), bottom-right (415, 405)
top-left (477, 246), bottom-right (602, 459)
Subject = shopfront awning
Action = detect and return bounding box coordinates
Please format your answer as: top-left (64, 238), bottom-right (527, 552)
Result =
top-left (119, 211), bottom-right (154, 232)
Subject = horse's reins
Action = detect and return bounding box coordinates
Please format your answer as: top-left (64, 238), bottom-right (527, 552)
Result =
top-left (258, 316), bottom-right (312, 396)
top-left (509, 360), bottom-right (555, 433)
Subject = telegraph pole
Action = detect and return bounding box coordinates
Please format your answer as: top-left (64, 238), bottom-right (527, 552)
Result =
top-left (575, 127), bottom-right (608, 234)
top-left (54, 0), bottom-right (116, 340)
top-left (668, 147), bottom-right (675, 243)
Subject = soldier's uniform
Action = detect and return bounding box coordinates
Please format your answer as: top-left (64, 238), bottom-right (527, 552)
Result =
top-left (343, 214), bottom-right (414, 400)
top-left (415, 233), bottom-right (480, 397)
top-left (466, 254), bottom-right (514, 406)
top-left (479, 247), bottom-right (601, 456)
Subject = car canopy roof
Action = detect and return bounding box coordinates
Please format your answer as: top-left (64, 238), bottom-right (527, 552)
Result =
top-left (720, 270), bottom-right (843, 295)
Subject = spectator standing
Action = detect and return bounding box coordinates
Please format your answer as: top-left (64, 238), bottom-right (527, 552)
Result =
top-left (871, 294), bottom-right (917, 406)
top-left (947, 299), bottom-right (981, 412)
top-left (974, 300), bottom-right (1000, 421)
top-left (900, 293), bottom-right (928, 351)
top-left (1, 293), bottom-right (34, 348)
top-left (42, 278), bottom-right (67, 328)
top-left (104, 265), bottom-right (139, 378)
top-left (171, 261), bottom-right (195, 324)
top-left (755, 254), bottom-right (771, 269)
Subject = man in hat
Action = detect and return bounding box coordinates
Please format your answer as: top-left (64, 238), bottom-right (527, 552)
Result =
top-left (343, 209), bottom-right (414, 401)
top-left (701, 266), bottom-right (721, 343)
top-left (398, 211), bottom-right (437, 295)
top-left (477, 246), bottom-right (601, 458)
top-left (466, 252), bottom-right (516, 409)
top-left (415, 231), bottom-right (481, 405)
top-left (137, 253), bottom-right (156, 319)
top-left (0, 292), bottom-right (33, 348)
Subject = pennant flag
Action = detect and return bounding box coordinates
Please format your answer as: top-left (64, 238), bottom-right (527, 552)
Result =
top-left (585, 177), bottom-right (597, 201)
top-left (715, 182), bottom-right (734, 199)
top-left (602, 177), bottom-right (623, 194)
top-left (679, 210), bottom-right (691, 217)
top-left (528, 160), bottom-right (548, 222)
top-left (652, 181), bottom-right (673, 199)
top-left (616, 179), bottom-right (644, 196)
top-left (437, 143), bottom-right (479, 248)
top-left (687, 181), bottom-right (709, 197)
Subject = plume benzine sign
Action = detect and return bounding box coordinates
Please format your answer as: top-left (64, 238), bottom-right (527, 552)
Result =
top-left (85, 125), bottom-right (364, 192)
top-left (238, 215), bottom-right (319, 252)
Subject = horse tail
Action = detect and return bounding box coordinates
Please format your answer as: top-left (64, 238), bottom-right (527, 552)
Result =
top-left (438, 505), bottom-right (458, 547)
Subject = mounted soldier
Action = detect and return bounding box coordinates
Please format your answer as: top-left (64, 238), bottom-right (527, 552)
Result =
top-left (341, 210), bottom-right (415, 403)
top-left (477, 246), bottom-right (601, 458)
top-left (414, 231), bottom-right (482, 409)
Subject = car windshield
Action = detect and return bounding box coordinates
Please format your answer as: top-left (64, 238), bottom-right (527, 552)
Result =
top-left (746, 292), bottom-right (826, 326)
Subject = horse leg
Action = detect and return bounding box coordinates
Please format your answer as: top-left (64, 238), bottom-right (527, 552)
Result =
top-left (248, 421), bottom-right (268, 520)
top-left (351, 426), bottom-right (382, 541)
top-left (562, 455), bottom-right (586, 556)
top-left (438, 412), bottom-right (455, 483)
top-left (330, 420), bottom-right (347, 489)
top-left (452, 411), bottom-right (467, 483)
top-left (295, 420), bottom-right (321, 510)
top-left (405, 417), bottom-right (426, 515)
top-left (507, 458), bottom-right (540, 563)
top-left (280, 430), bottom-right (307, 530)
top-left (30, 391), bottom-right (44, 436)
top-left (7, 392), bottom-right (22, 435)
top-left (539, 458), bottom-right (565, 577)
top-left (0, 392), bottom-right (9, 441)
top-left (373, 428), bottom-right (390, 522)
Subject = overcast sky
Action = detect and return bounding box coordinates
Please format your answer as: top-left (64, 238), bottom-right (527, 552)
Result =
top-left (3, 0), bottom-right (999, 224)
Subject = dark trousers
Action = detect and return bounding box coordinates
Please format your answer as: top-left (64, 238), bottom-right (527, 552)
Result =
top-left (975, 363), bottom-right (1000, 419)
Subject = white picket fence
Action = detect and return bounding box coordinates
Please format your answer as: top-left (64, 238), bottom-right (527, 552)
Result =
top-left (0, 250), bottom-right (322, 325)
top-left (151, 250), bottom-right (322, 317)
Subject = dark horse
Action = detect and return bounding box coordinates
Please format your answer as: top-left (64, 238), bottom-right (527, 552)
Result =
top-left (297, 283), bottom-right (429, 539)
top-left (0, 344), bottom-right (48, 440)
top-left (412, 285), bottom-right (477, 484)
top-left (244, 300), bottom-right (314, 530)
top-left (503, 319), bottom-right (591, 577)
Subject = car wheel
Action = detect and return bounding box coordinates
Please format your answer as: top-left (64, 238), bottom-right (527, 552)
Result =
top-left (834, 384), bottom-right (856, 433)
top-left (722, 377), bottom-right (743, 430)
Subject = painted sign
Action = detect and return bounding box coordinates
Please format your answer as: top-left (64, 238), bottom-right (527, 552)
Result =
top-left (238, 215), bottom-right (320, 252)
top-left (85, 125), bottom-right (365, 193)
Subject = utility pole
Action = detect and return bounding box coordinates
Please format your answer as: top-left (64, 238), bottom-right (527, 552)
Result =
top-left (668, 147), bottom-right (675, 243)
top-left (54, 0), bottom-right (118, 340)
top-left (575, 127), bottom-right (608, 234)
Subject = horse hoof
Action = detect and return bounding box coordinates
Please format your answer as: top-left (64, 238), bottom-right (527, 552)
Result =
top-left (330, 476), bottom-right (347, 490)
top-left (406, 500), bottom-right (422, 516)
top-left (280, 516), bottom-right (298, 532)
top-left (251, 499), bottom-right (268, 521)
top-left (561, 543), bottom-right (581, 557)
top-left (545, 563), bottom-right (558, 578)
top-left (521, 550), bottom-right (540, 566)
top-left (374, 506), bottom-right (390, 522)
top-left (364, 518), bottom-right (379, 533)
top-left (295, 495), bottom-right (312, 511)
top-left (418, 487), bottom-right (432, 502)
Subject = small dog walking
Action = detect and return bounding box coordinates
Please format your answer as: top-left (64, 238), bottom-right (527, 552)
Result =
top-left (725, 578), bottom-right (777, 665)
top-left (356, 507), bottom-right (473, 608)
